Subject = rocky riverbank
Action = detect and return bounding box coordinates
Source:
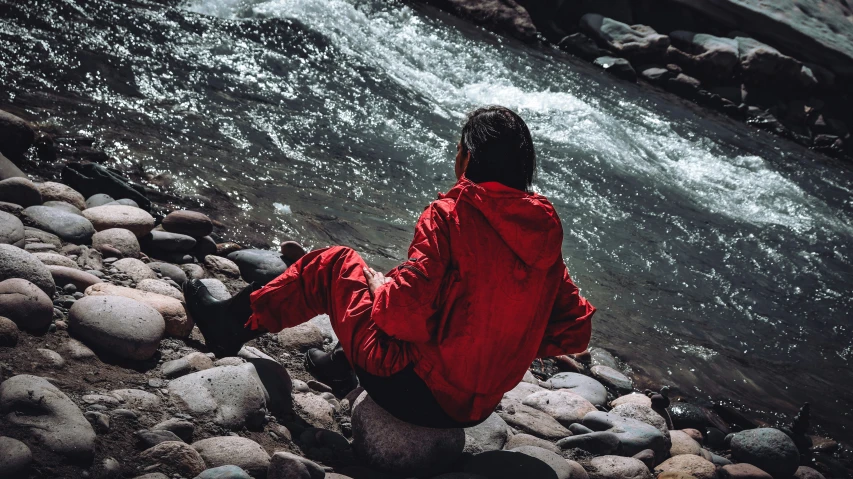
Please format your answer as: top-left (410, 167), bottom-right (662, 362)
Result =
top-left (0, 109), bottom-right (850, 478)
top-left (411, 0), bottom-right (853, 163)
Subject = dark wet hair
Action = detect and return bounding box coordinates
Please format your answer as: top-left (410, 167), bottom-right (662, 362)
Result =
top-left (460, 106), bottom-right (536, 192)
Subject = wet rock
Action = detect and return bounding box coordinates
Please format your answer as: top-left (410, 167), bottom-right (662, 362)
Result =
top-left (37, 182), bottom-right (86, 210)
top-left (580, 14), bottom-right (669, 60)
top-left (92, 228), bottom-right (140, 258)
top-left (640, 66), bottom-right (671, 83)
top-left (267, 452), bottom-right (325, 479)
top-left (593, 56), bottom-right (637, 82)
top-left (152, 418), bottom-right (195, 442)
top-left (0, 110), bottom-right (35, 162)
top-left (556, 431), bottom-right (619, 455)
top-left (138, 441), bottom-right (206, 477)
top-left (86, 193), bottom-right (115, 208)
top-left (463, 449), bottom-right (565, 479)
top-left (0, 436), bottom-right (32, 477)
top-left (0, 179), bottom-right (40, 208)
top-left (204, 255), bottom-right (242, 278)
top-left (33, 252), bottom-right (77, 268)
top-left (162, 351), bottom-right (215, 378)
top-left (0, 211), bottom-right (24, 245)
top-left (545, 372), bottom-right (607, 407)
top-left (654, 455), bottom-right (716, 479)
top-left (498, 397), bottom-right (572, 440)
top-left (0, 316), bottom-right (19, 347)
top-left (192, 436), bottom-right (271, 478)
top-left (111, 388), bottom-right (161, 410)
top-left (0, 375), bottom-right (96, 463)
top-left (794, 466), bottom-right (827, 479)
top-left (587, 455), bottom-right (651, 479)
top-left (148, 261), bottom-right (188, 284)
top-left (46, 265), bottom-right (103, 290)
top-left (162, 210), bottom-right (213, 238)
top-left (523, 389), bottom-right (597, 426)
top-left (142, 230), bottom-right (197, 252)
top-left (195, 466), bottom-right (254, 479)
top-left (36, 348), bottom-right (65, 368)
top-left (277, 322), bottom-right (325, 351)
top-left (22, 205), bottom-right (95, 244)
top-left (610, 403), bottom-right (669, 440)
top-left (464, 412), bottom-right (510, 453)
top-left (730, 428), bottom-right (800, 479)
top-left (719, 463), bottom-right (773, 479)
top-left (0, 278), bottom-right (54, 332)
top-left (352, 393), bottom-right (465, 476)
top-left (200, 278), bottom-right (231, 300)
top-left (113, 257), bottom-right (158, 282)
top-left (590, 365), bottom-right (632, 392)
top-left (668, 31), bottom-right (739, 78)
top-left (736, 37), bottom-right (802, 85)
top-left (583, 410), bottom-right (667, 458)
top-left (137, 278), bottom-right (184, 300)
top-left (559, 32), bottom-right (610, 61)
top-left (669, 430), bottom-right (701, 456)
top-left (68, 295), bottom-right (165, 360)
top-left (83, 205), bottom-right (155, 237)
top-left (168, 363), bottom-right (267, 429)
top-left (136, 430), bottom-right (183, 450)
top-left (665, 73), bottom-right (702, 99)
top-left (610, 393), bottom-right (651, 408)
top-left (227, 249), bottom-right (287, 284)
top-left (85, 283), bottom-right (192, 337)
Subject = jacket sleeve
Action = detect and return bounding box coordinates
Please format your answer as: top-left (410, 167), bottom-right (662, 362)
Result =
top-left (537, 263), bottom-right (595, 358)
top-left (370, 203), bottom-right (450, 343)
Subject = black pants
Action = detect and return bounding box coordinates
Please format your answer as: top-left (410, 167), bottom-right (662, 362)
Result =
top-left (354, 363), bottom-right (485, 429)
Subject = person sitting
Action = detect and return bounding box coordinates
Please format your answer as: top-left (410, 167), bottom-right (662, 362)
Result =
top-left (183, 105), bottom-right (595, 428)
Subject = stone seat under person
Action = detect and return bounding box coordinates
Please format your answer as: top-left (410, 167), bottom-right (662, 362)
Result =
top-left (183, 105), bottom-right (595, 432)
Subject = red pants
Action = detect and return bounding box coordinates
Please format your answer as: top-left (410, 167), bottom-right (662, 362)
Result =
top-left (247, 246), bottom-right (412, 377)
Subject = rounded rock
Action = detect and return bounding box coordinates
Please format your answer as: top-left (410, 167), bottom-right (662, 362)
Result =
top-left (22, 205), bottom-right (95, 244)
top-left (192, 436), bottom-right (271, 477)
top-left (167, 364), bottom-right (267, 429)
top-left (33, 252), bottom-right (78, 268)
top-left (138, 441), bottom-right (206, 477)
top-left (0, 211), bottom-right (24, 245)
top-left (0, 177), bottom-right (41, 207)
top-left (68, 295), bottom-right (165, 360)
top-left (547, 372), bottom-right (608, 407)
top-left (92, 228), bottom-right (140, 258)
top-left (46, 265), bottom-right (103, 290)
top-left (0, 436), bottom-right (32, 477)
top-left (670, 429), bottom-right (702, 456)
top-left (523, 389), bottom-right (597, 427)
top-left (590, 365), bottom-right (633, 392)
top-left (194, 465), bottom-right (254, 479)
top-left (464, 412), bottom-right (510, 453)
top-left (0, 110), bottom-right (35, 161)
top-left (730, 428), bottom-right (800, 479)
top-left (162, 210), bottom-right (213, 238)
top-left (588, 455), bottom-right (651, 479)
top-left (113, 257), bottom-right (158, 282)
top-left (148, 262), bottom-right (188, 284)
top-left (43, 200), bottom-right (83, 216)
top-left (352, 393), bottom-right (465, 476)
top-left (227, 249), bottom-right (287, 284)
top-left (267, 452), bottom-right (325, 479)
top-left (611, 393), bottom-right (652, 408)
top-left (137, 278), bottom-right (184, 300)
top-left (204, 255), bottom-right (241, 278)
top-left (199, 278), bottom-right (231, 300)
top-left (511, 445), bottom-right (580, 479)
top-left (85, 283), bottom-right (192, 338)
top-left (0, 278), bottom-right (54, 332)
top-left (83, 205), bottom-right (155, 237)
top-left (142, 230), bottom-right (197, 253)
top-left (0, 316), bottom-right (19, 347)
top-left (503, 433), bottom-right (561, 454)
top-left (794, 466), bottom-right (827, 479)
top-left (37, 182), bottom-right (86, 210)
top-left (85, 193), bottom-right (115, 208)
top-left (719, 463), bottom-right (773, 479)
top-left (654, 454), bottom-right (716, 479)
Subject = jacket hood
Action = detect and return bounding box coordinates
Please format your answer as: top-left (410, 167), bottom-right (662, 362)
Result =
top-left (440, 177), bottom-right (564, 269)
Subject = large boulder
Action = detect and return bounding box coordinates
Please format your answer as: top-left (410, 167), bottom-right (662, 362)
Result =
top-left (587, 455), bottom-right (651, 479)
top-left (0, 211), bottom-right (24, 245)
top-left (730, 428), bottom-right (800, 478)
top-left (0, 244), bottom-right (56, 296)
top-left (22, 206), bottom-right (95, 244)
top-left (162, 210), bottom-right (213, 238)
top-left (0, 177), bottom-right (41, 207)
top-left (68, 295), bottom-right (165, 361)
top-left (352, 393), bottom-right (465, 476)
top-left (523, 389), bottom-right (597, 427)
top-left (668, 31), bottom-right (739, 78)
top-left (36, 182), bottom-right (86, 210)
top-left (0, 375), bottom-right (96, 463)
top-left (579, 14), bottom-right (669, 60)
top-left (546, 372), bottom-right (608, 407)
top-left (85, 283), bottom-right (193, 338)
top-left (464, 412), bottom-right (511, 454)
top-left (82, 205), bottom-right (155, 237)
top-left (192, 437), bottom-right (271, 478)
top-left (167, 364), bottom-right (268, 430)
top-left (0, 110), bottom-right (35, 162)
top-left (92, 228), bottom-right (140, 258)
top-left (227, 249), bottom-right (288, 284)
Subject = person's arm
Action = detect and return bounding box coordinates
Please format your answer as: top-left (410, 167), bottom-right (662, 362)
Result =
top-left (537, 262), bottom-right (595, 358)
top-left (368, 203), bottom-right (450, 343)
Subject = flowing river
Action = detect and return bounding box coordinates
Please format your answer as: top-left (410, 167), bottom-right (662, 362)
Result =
top-left (1, 0), bottom-right (851, 439)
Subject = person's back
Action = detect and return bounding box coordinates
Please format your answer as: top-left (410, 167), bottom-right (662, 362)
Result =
top-left (185, 105), bottom-right (595, 427)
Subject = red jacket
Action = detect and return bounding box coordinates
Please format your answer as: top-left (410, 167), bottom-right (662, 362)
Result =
top-left (371, 177), bottom-right (595, 423)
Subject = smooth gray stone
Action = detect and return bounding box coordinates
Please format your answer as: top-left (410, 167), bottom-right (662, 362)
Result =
top-left (86, 193), bottom-right (115, 208)
top-left (192, 436), bottom-right (270, 477)
top-left (43, 200), bottom-right (83, 216)
top-left (22, 205), bottom-right (95, 244)
top-left (464, 412), bottom-right (510, 454)
top-left (730, 428), bottom-right (800, 478)
top-left (0, 177), bottom-right (40, 206)
top-left (0, 244), bottom-right (56, 296)
top-left (0, 436), bottom-right (32, 477)
top-left (547, 372), bottom-right (608, 406)
top-left (557, 431), bottom-right (620, 455)
top-left (144, 230), bottom-right (197, 253)
top-left (148, 261), bottom-right (188, 284)
top-left (0, 211), bottom-right (24, 245)
top-left (68, 295), bottom-right (165, 361)
top-left (167, 364), bottom-right (267, 429)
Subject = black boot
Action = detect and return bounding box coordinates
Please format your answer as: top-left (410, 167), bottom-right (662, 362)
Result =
top-left (183, 280), bottom-right (266, 358)
top-left (304, 342), bottom-right (358, 397)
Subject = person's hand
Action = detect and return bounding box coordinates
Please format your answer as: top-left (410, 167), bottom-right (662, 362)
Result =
top-left (363, 267), bottom-right (392, 300)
